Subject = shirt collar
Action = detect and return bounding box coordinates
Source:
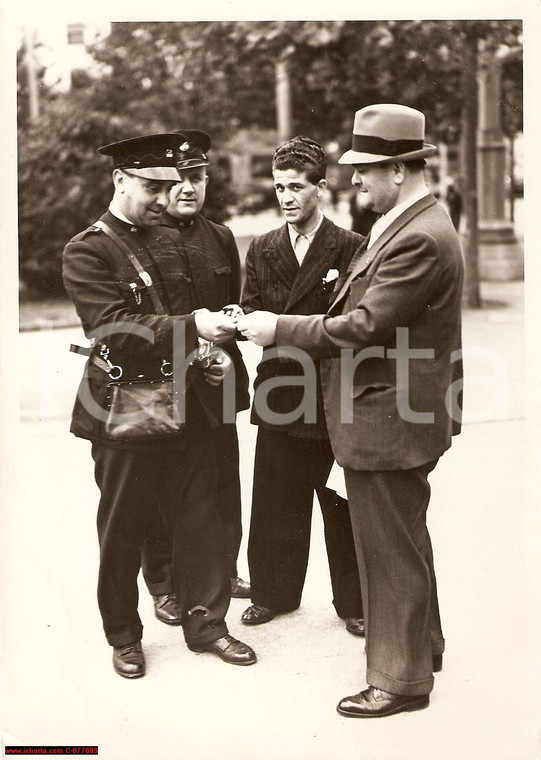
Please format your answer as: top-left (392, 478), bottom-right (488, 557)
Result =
top-left (367, 188), bottom-right (429, 249)
top-left (108, 200), bottom-right (137, 227)
top-left (288, 210), bottom-right (324, 249)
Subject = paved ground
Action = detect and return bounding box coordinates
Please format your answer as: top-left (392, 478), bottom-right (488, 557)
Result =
top-left (3, 200), bottom-right (540, 759)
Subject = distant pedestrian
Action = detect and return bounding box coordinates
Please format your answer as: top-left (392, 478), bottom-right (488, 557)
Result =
top-left (446, 178), bottom-right (463, 231)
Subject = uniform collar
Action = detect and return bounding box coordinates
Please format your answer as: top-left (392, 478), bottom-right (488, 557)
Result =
top-left (163, 211), bottom-right (197, 228)
top-left (108, 200), bottom-right (139, 228)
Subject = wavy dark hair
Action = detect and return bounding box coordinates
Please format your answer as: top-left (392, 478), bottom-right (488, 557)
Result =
top-left (272, 135), bottom-right (327, 184)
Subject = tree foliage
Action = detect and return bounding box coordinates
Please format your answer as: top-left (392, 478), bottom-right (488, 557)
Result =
top-left (18, 19), bottom-right (522, 296)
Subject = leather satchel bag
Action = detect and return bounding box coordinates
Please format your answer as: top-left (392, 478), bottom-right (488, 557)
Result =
top-left (93, 220), bottom-right (187, 441)
top-left (105, 377), bottom-right (185, 440)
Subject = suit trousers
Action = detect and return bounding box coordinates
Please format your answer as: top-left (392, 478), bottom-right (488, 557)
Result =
top-left (248, 427), bottom-right (363, 617)
top-left (141, 421), bottom-right (243, 592)
top-left (91, 405), bottom-right (230, 649)
top-left (344, 460), bottom-right (444, 696)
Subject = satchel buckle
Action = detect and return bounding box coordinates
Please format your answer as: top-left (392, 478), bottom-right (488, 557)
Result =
top-left (99, 344), bottom-right (124, 380)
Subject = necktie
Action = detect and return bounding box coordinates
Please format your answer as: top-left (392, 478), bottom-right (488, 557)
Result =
top-left (294, 234), bottom-right (310, 266)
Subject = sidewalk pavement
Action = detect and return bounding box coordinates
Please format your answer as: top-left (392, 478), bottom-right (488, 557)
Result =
top-left (5, 211), bottom-right (540, 759)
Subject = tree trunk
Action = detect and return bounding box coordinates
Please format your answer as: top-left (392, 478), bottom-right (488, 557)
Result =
top-left (460, 30), bottom-right (481, 308)
top-left (23, 27), bottom-right (40, 123)
top-left (275, 57), bottom-right (292, 144)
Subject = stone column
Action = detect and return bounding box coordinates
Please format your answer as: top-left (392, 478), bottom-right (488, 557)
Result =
top-left (477, 47), bottom-right (523, 280)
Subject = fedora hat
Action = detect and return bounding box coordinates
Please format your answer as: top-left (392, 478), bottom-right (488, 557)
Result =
top-left (338, 104), bottom-right (437, 165)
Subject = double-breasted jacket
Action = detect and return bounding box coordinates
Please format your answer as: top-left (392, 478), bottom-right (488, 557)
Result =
top-left (241, 216), bottom-right (363, 439)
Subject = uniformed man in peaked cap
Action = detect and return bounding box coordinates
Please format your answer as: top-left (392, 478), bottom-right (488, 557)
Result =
top-left (63, 132), bottom-right (257, 679)
top-left (140, 129), bottom-right (252, 624)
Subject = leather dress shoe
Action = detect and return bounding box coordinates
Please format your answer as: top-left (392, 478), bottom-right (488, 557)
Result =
top-left (231, 577), bottom-right (251, 598)
top-left (112, 641), bottom-right (145, 679)
top-left (241, 604), bottom-right (275, 625)
top-left (188, 634), bottom-right (257, 665)
top-left (432, 654), bottom-right (443, 672)
top-left (153, 594), bottom-right (183, 625)
top-left (337, 685), bottom-right (429, 718)
top-left (344, 617), bottom-right (365, 636)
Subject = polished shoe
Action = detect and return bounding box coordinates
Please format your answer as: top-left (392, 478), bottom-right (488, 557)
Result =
top-left (153, 593), bottom-right (183, 625)
top-left (337, 685), bottom-right (429, 718)
top-left (188, 634), bottom-right (257, 665)
top-left (112, 641), bottom-right (145, 679)
top-left (231, 577), bottom-right (251, 598)
top-left (432, 654), bottom-right (443, 672)
top-left (241, 604), bottom-right (276, 625)
top-left (344, 617), bottom-right (365, 637)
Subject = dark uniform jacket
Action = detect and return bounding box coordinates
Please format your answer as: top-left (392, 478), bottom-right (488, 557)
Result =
top-left (62, 210), bottom-right (248, 447)
top-left (241, 216), bottom-right (363, 439)
top-left (160, 211), bottom-right (249, 414)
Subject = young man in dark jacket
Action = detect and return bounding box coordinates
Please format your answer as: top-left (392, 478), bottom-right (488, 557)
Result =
top-left (240, 136), bottom-right (364, 634)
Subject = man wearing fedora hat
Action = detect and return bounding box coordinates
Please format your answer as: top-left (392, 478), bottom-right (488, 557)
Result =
top-left (237, 104), bottom-right (464, 717)
top-left (140, 129), bottom-right (252, 627)
top-left (63, 132), bottom-right (257, 678)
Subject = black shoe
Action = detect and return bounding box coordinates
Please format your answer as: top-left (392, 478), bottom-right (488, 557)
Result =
top-left (112, 641), bottom-right (145, 679)
top-left (188, 634), bottom-right (257, 665)
top-left (432, 654), bottom-right (443, 672)
top-left (153, 594), bottom-right (183, 625)
top-left (231, 577), bottom-right (251, 598)
top-left (344, 617), bottom-right (365, 636)
top-left (337, 685), bottom-right (429, 718)
top-left (241, 604), bottom-right (276, 625)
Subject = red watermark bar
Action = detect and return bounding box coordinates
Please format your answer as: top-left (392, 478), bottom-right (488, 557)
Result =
top-left (4, 749), bottom-right (98, 755)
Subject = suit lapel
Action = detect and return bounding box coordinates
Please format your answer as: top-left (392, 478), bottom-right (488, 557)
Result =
top-left (329, 237), bottom-right (369, 310)
top-left (263, 225), bottom-right (299, 291)
top-left (284, 218), bottom-right (338, 312)
top-left (329, 194), bottom-right (437, 312)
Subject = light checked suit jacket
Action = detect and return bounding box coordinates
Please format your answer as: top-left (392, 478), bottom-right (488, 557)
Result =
top-left (275, 194), bottom-right (464, 470)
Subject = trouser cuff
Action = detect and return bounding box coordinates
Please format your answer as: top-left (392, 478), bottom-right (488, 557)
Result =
top-left (251, 595), bottom-right (299, 613)
top-left (335, 606), bottom-right (364, 619)
top-left (146, 582), bottom-right (174, 596)
top-left (106, 625), bottom-right (143, 648)
top-left (367, 667), bottom-right (434, 697)
top-left (184, 622), bottom-right (228, 648)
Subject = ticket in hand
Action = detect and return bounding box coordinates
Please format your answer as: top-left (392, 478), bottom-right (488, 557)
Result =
top-left (222, 304), bottom-right (245, 321)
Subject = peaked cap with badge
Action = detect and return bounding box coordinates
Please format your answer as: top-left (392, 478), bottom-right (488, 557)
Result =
top-left (98, 133), bottom-right (188, 181)
top-left (174, 129), bottom-right (211, 170)
top-left (338, 104), bottom-right (437, 165)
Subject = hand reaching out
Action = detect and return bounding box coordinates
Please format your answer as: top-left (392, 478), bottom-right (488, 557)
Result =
top-left (194, 308), bottom-right (237, 344)
top-left (236, 311), bottom-right (279, 346)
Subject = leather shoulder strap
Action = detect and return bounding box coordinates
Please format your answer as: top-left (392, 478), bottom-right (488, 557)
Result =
top-left (93, 220), bottom-right (167, 315)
